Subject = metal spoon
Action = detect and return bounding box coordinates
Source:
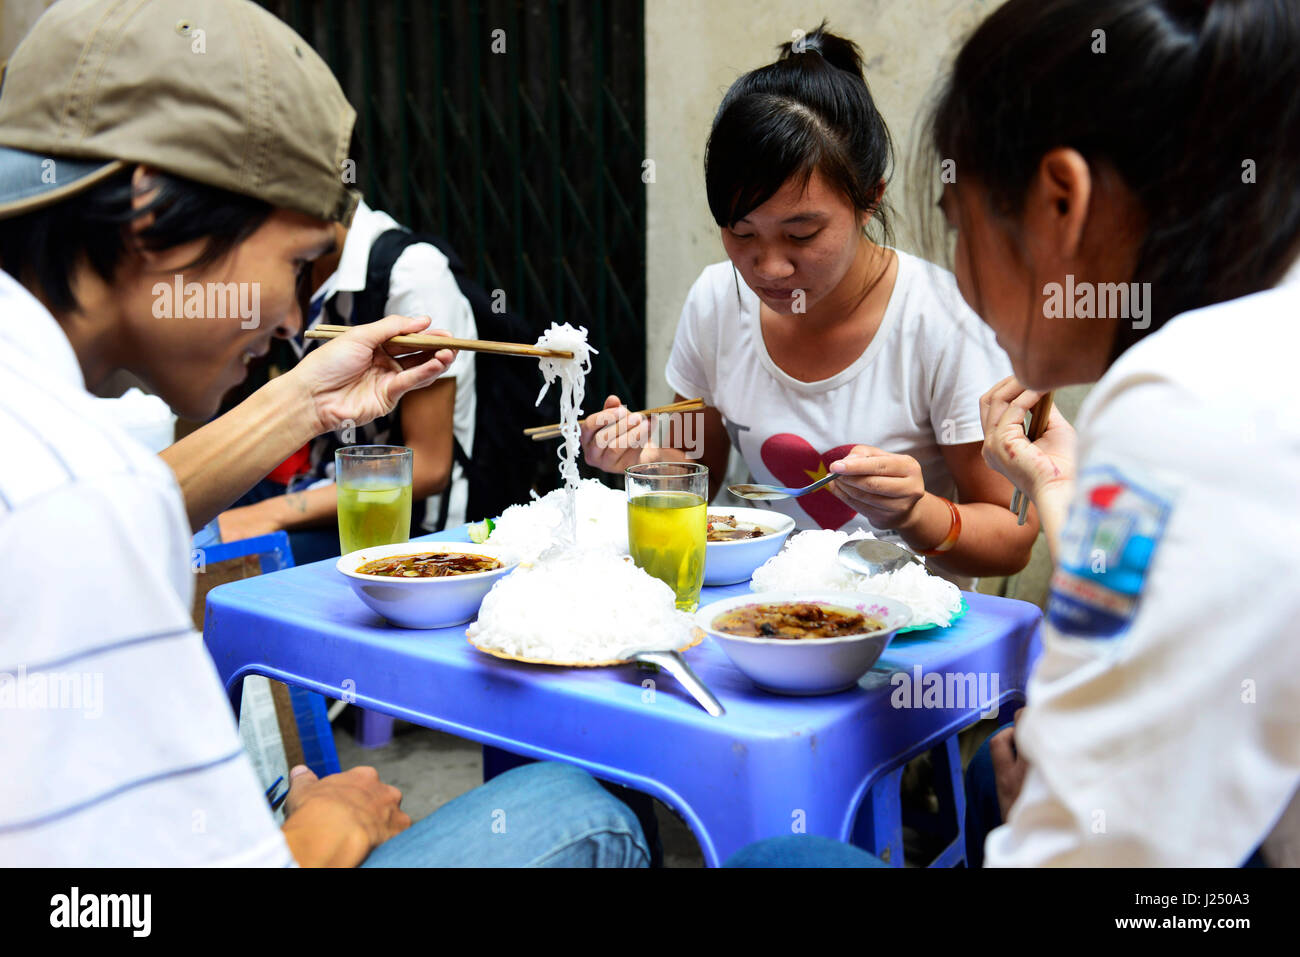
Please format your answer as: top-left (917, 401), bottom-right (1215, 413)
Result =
top-left (837, 539), bottom-right (925, 577)
top-left (727, 472), bottom-right (836, 501)
top-left (619, 648), bottom-right (725, 717)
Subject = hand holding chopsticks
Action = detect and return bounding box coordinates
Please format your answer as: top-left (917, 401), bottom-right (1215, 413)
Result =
top-left (526, 397), bottom-right (706, 441)
top-left (980, 377), bottom-right (1072, 534)
top-left (1010, 392), bottom-right (1055, 525)
top-left (305, 323), bottom-right (574, 360)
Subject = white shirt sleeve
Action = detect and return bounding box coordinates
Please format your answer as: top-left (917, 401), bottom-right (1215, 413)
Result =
top-left (985, 360), bottom-right (1300, 866)
top-left (385, 242), bottom-right (477, 381)
top-left (664, 268), bottom-right (723, 407)
top-left (0, 473), bottom-right (292, 865)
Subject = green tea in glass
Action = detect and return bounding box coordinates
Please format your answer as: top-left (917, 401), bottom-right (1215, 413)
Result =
top-left (336, 445), bottom-right (414, 554)
top-left (626, 462), bottom-right (708, 612)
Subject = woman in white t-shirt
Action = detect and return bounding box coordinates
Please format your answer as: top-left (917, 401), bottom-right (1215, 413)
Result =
top-left (581, 24), bottom-right (1038, 581)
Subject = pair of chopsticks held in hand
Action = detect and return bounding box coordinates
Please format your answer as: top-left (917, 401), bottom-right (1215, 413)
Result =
top-left (303, 323), bottom-right (575, 359)
top-left (525, 398), bottom-right (706, 442)
top-left (1009, 392), bottom-right (1055, 526)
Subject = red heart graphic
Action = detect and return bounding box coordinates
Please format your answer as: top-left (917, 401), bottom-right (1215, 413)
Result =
top-left (759, 433), bottom-right (858, 529)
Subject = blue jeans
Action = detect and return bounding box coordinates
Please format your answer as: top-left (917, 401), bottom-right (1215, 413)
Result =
top-left (725, 834), bottom-right (888, 867)
top-left (360, 762), bottom-right (651, 867)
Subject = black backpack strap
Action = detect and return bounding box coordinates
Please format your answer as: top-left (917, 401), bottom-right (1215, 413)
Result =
top-left (350, 228), bottom-right (423, 327)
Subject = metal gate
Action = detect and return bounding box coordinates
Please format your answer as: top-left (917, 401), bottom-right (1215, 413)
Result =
top-left (260, 0), bottom-right (647, 407)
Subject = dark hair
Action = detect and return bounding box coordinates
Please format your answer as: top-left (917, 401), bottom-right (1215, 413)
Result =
top-left (923, 0), bottom-right (1300, 359)
top-left (0, 168), bottom-right (273, 314)
top-left (705, 21), bottom-right (894, 245)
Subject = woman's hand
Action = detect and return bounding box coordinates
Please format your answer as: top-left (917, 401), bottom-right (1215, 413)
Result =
top-left (580, 395), bottom-right (654, 474)
top-left (280, 764), bottom-right (412, 868)
top-left (828, 446), bottom-right (927, 530)
top-left (979, 377), bottom-right (1076, 503)
top-left (291, 315), bottom-right (457, 437)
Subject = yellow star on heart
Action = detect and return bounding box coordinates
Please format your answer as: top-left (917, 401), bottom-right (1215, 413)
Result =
top-left (803, 461), bottom-right (829, 482)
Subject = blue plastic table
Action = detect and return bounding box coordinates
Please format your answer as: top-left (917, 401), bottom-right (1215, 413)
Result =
top-left (203, 528), bottom-right (1043, 866)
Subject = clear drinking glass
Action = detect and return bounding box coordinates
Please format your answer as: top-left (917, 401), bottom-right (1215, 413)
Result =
top-left (626, 462), bottom-right (709, 612)
top-left (335, 445), bottom-right (414, 554)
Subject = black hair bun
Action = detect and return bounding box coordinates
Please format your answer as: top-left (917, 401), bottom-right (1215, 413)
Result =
top-left (778, 20), bottom-right (867, 83)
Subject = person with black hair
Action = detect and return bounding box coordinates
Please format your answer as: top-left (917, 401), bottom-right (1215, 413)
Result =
top-left (0, 0), bottom-right (647, 868)
top-left (581, 23), bottom-right (1038, 585)
top-left (730, 0), bottom-right (1300, 867)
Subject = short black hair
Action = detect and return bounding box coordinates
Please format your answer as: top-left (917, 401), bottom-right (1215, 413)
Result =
top-left (923, 0), bottom-right (1300, 358)
top-left (704, 21), bottom-right (894, 245)
top-left (0, 167), bottom-right (273, 314)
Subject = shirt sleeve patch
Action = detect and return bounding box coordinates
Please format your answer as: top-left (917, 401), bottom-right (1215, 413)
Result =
top-left (1047, 464), bottom-right (1175, 639)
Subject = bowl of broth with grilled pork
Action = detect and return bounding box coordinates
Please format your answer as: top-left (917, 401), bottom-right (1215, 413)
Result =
top-left (338, 542), bottom-right (517, 629)
top-left (695, 591), bottom-right (912, 695)
top-left (702, 507), bottom-right (796, 586)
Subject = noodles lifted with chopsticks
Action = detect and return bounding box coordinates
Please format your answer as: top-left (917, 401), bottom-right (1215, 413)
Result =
top-left (533, 323), bottom-right (597, 547)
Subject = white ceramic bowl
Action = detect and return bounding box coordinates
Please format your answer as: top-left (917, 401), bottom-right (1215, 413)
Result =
top-left (703, 507), bottom-right (797, 586)
top-left (337, 542), bottom-right (518, 629)
top-left (696, 591), bottom-right (912, 695)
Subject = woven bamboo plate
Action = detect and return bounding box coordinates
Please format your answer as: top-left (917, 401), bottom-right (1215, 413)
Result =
top-left (466, 627), bottom-right (704, 668)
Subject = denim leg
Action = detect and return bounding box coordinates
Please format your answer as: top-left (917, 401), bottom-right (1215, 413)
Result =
top-left (964, 729), bottom-right (1008, 868)
top-left (482, 746), bottom-right (664, 867)
top-left (361, 762), bottom-right (650, 868)
top-left (724, 834), bottom-right (888, 868)
top-left (599, 782), bottom-right (664, 868)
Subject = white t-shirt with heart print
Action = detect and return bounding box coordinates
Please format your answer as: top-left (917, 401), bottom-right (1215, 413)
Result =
top-left (665, 249), bottom-right (1013, 561)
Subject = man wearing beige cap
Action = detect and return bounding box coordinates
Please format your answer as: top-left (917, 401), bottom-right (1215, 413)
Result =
top-left (0, 0), bottom-right (647, 867)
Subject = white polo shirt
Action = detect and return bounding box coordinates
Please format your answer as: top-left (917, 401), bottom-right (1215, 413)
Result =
top-left (986, 261), bottom-right (1300, 866)
top-left (0, 269), bottom-right (292, 866)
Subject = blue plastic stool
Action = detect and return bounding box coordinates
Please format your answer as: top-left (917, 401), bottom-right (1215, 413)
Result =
top-left (851, 733), bottom-right (968, 867)
top-left (197, 530), bottom-right (340, 776)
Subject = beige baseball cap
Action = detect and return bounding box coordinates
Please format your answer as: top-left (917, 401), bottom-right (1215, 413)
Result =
top-left (0, 0), bottom-right (358, 224)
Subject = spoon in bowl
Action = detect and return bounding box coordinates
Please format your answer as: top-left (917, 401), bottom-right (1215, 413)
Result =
top-left (727, 473), bottom-right (836, 501)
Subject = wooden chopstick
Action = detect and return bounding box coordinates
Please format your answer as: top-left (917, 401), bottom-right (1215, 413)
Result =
top-left (526, 398), bottom-right (706, 440)
top-left (305, 324), bottom-right (574, 360)
top-left (1012, 391), bottom-right (1056, 526)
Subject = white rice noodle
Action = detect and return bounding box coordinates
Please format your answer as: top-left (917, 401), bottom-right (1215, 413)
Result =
top-left (750, 528), bottom-right (964, 629)
top-left (488, 479), bottom-right (628, 565)
top-left (533, 323), bottom-right (596, 546)
top-left (468, 547), bottom-right (694, 663)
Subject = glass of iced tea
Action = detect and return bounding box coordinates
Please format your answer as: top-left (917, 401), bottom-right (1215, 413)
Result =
top-left (335, 446), bottom-right (414, 554)
top-left (626, 462), bottom-right (708, 612)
